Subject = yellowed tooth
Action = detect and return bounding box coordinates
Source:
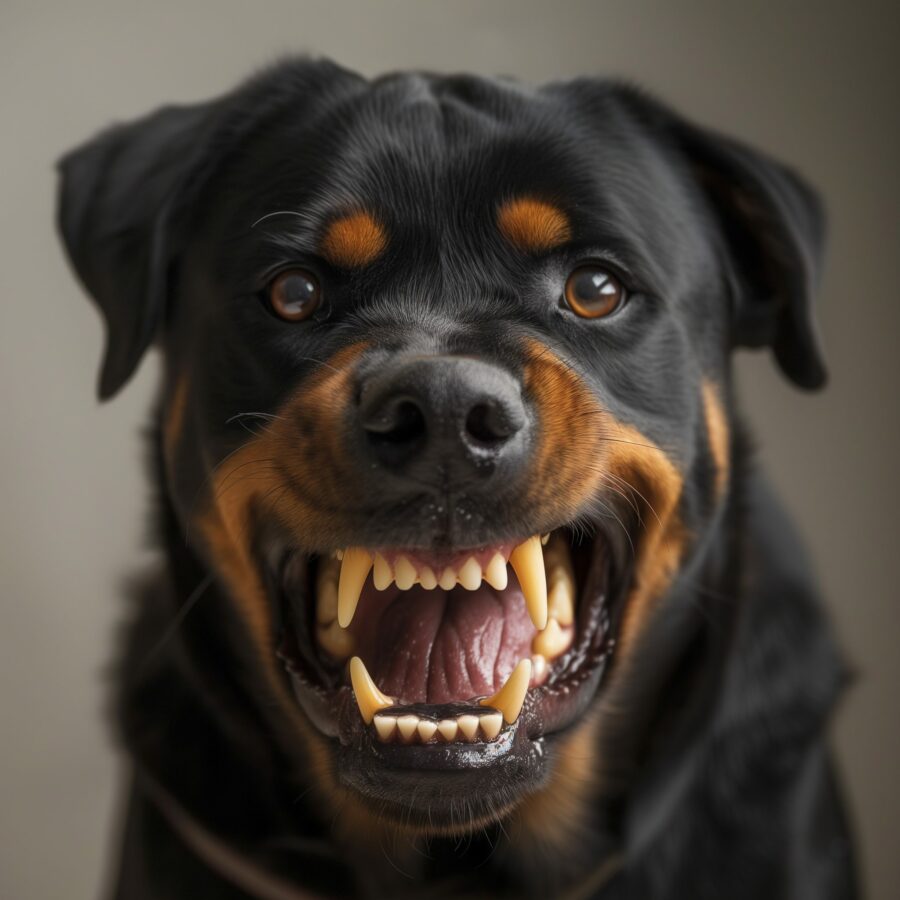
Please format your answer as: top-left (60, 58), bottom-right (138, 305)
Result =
top-left (338, 549), bottom-right (373, 628)
top-left (417, 720), bottom-right (438, 742)
top-left (349, 657), bottom-right (393, 724)
top-left (457, 715), bottom-right (480, 741)
top-left (437, 719), bottom-right (458, 741)
top-left (509, 537), bottom-right (548, 630)
top-left (394, 556), bottom-right (416, 590)
top-left (531, 653), bottom-right (548, 683)
top-left (532, 618), bottom-right (570, 659)
top-left (372, 553), bottom-right (393, 591)
top-left (484, 552), bottom-right (508, 590)
top-left (459, 557), bottom-right (482, 591)
top-left (439, 567), bottom-right (457, 591)
top-left (419, 566), bottom-right (438, 590)
top-left (373, 715), bottom-right (397, 741)
top-left (548, 580), bottom-right (574, 627)
top-left (479, 712), bottom-right (503, 740)
top-left (541, 533), bottom-right (550, 545)
top-left (481, 658), bottom-right (532, 724)
top-left (317, 620), bottom-right (355, 659)
top-left (397, 714), bottom-right (419, 742)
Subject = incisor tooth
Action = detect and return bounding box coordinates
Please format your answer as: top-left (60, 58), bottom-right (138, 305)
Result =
top-left (532, 618), bottom-right (570, 659)
top-left (397, 715), bottom-right (419, 742)
top-left (437, 719), bottom-right (458, 741)
top-left (439, 567), bottom-right (457, 591)
top-left (459, 557), bottom-right (481, 590)
top-left (394, 556), bottom-right (416, 590)
top-left (374, 715), bottom-right (397, 741)
top-left (419, 566), bottom-right (438, 590)
top-left (338, 549), bottom-right (372, 628)
top-left (484, 552), bottom-right (508, 590)
top-left (481, 658), bottom-right (532, 724)
top-left (317, 620), bottom-right (354, 659)
top-left (373, 553), bottom-right (392, 591)
top-left (509, 537), bottom-right (548, 630)
top-left (457, 715), bottom-right (479, 740)
top-left (479, 712), bottom-right (503, 740)
top-left (349, 657), bottom-right (393, 724)
top-left (417, 719), bottom-right (438, 742)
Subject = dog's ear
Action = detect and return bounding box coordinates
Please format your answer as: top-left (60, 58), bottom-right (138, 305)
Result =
top-left (676, 121), bottom-right (828, 389)
top-left (57, 102), bottom-right (214, 399)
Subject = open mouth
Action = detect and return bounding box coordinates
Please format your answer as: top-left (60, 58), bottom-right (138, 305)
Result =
top-left (276, 523), bottom-right (622, 809)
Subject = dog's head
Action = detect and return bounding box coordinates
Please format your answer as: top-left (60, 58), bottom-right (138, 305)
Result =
top-left (58, 59), bottom-right (825, 843)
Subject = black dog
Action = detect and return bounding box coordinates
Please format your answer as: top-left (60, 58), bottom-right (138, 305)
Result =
top-left (57, 58), bottom-right (857, 899)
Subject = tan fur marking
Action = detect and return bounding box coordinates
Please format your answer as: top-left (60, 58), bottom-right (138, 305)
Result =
top-left (163, 373), bottom-right (190, 467)
top-left (702, 379), bottom-right (729, 498)
top-left (497, 197), bottom-right (572, 252)
top-left (320, 210), bottom-right (387, 267)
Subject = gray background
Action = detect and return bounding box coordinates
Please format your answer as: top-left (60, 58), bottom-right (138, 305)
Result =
top-left (1, 1), bottom-right (897, 897)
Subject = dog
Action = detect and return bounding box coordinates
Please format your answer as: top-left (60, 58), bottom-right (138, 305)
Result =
top-left (56, 57), bottom-right (857, 899)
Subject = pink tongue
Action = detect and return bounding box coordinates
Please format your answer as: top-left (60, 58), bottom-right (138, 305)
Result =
top-left (347, 577), bottom-right (536, 704)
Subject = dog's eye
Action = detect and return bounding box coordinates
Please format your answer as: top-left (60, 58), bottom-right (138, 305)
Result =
top-left (268, 269), bottom-right (321, 322)
top-left (563, 265), bottom-right (625, 319)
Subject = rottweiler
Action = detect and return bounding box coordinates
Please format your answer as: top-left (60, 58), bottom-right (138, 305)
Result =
top-left (56, 57), bottom-right (857, 899)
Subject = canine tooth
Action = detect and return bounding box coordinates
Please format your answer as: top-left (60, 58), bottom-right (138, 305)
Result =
top-left (349, 657), bottom-right (393, 724)
top-left (317, 620), bottom-right (354, 659)
top-left (419, 566), bottom-right (438, 590)
top-left (457, 715), bottom-right (480, 741)
top-left (459, 557), bottom-right (481, 591)
top-left (338, 548), bottom-right (372, 627)
top-left (417, 719), bottom-right (438, 742)
top-left (481, 658), bottom-right (532, 724)
top-left (373, 715), bottom-right (397, 741)
top-left (397, 715), bottom-right (419, 742)
top-left (531, 653), bottom-right (548, 683)
top-left (510, 537), bottom-right (548, 630)
top-left (316, 579), bottom-right (338, 625)
top-left (439, 567), bottom-right (457, 590)
top-left (437, 719), bottom-right (458, 741)
top-left (373, 553), bottom-right (393, 591)
top-left (479, 712), bottom-right (503, 740)
top-left (548, 580), bottom-right (574, 627)
top-left (532, 618), bottom-right (570, 659)
top-left (484, 552), bottom-right (508, 590)
top-left (394, 556), bottom-right (417, 590)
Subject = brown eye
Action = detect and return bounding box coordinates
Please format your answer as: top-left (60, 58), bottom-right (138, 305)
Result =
top-left (268, 269), bottom-right (321, 321)
top-left (564, 265), bottom-right (625, 319)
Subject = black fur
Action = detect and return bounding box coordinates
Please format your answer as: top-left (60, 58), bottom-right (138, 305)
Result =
top-left (57, 58), bottom-right (856, 898)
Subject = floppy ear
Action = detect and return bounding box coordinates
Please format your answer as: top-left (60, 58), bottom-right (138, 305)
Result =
top-left (57, 102), bottom-right (213, 399)
top-left (673, 121), bottom-right (828, 390)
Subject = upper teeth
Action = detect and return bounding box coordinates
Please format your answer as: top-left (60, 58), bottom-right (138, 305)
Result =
top-left (336, 538), bottom-right (548, 630)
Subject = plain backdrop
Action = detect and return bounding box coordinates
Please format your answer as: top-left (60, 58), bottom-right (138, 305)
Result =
top-left (1, 1), bottom-right (897, 897)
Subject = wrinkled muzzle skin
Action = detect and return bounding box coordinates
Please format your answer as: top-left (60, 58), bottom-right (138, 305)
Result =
top-left (58, 59), bottom-right (851, 900)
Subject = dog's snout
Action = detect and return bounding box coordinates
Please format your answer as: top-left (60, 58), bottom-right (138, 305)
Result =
top-left (358, 357), bottom-right (529, 484)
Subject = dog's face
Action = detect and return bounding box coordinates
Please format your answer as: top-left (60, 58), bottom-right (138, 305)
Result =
top-left (58, 60), bottom-right (825, 839)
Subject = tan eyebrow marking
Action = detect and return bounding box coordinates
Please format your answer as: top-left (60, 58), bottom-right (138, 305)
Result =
top-left (496, 197), bottom-right (572, 252)
top-left (319, 210), bottom-right (388, 268)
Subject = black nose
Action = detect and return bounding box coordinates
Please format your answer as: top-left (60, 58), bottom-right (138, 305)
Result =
top-left (358, 356), bottom-right (529, 485)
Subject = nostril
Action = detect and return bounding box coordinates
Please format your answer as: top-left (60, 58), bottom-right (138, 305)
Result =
top-left (464, 401), bottom-right (518, 447)
top-left (364, 398), bottom-right (426, 447)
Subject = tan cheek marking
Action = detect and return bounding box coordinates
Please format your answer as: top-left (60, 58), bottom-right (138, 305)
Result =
top-left (163, 372), bottom-right (190, 468)
top-left (702, 379), bottom-right (729, 498)
top-left (319, 211), bottom-right (387, 267)
top-left (192, 344), bottom-right (367, 742)
top-left (497, 197), bottom-right (572, 253)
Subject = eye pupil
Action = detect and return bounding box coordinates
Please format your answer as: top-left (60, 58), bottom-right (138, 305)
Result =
top-left (564, 265), bottom-right (625, 319)
top-left (269, 269), bottom-right (321, 321)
